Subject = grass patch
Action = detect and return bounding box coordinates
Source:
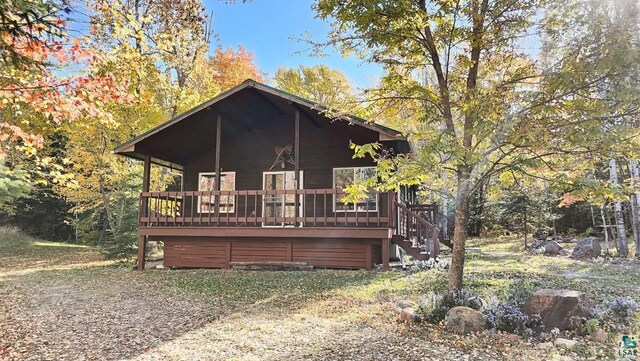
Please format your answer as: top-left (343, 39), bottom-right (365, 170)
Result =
top-left (0, 227), bottom-right (106, 276)
top-left (2, 228), bottom-right (640, 360)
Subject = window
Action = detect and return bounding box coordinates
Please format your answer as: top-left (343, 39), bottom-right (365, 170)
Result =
top-left (198, 172), bottom-right (235, 213)
top-left (333, 167), bottom-right (377, 212)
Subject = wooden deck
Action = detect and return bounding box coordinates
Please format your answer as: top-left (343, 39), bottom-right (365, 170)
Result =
top-left (137, 189), bottom-right (442, 271)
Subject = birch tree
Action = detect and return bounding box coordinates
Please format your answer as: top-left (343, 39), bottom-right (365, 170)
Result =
top-left (629, 160), bottom-right (640, 257)
top-left (609, 159), bottom-right (628, 256)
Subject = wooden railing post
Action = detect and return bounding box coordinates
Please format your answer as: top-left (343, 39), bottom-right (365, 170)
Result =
top-left (214, 115), bottom-right (222, 223)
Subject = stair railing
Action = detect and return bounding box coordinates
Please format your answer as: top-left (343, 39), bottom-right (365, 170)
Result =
top-left (395, 201), bottom-right (440, 257)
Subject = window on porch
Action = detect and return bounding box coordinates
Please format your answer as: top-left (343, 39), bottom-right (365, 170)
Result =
top-left (198, 172), bottom-right (236, 213)
top-left (333, 167), bottom-right (377, 212)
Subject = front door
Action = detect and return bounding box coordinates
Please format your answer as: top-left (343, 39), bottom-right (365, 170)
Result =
top-left (262, 171), bottom-right (303, 227)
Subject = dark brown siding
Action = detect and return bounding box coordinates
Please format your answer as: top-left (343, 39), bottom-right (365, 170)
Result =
top-left (182, 102), bottom-right (378, 192)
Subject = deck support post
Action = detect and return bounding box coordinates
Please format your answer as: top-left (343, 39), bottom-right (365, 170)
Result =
top-left (137, 154), bottom-right (151, 271)
top-left (382, 237), bottom-right (390, 271)
top-left (214, 115), bottom-right (222, 218)
top-left (294, 109), bottom-right (300, 226)
top-left (137, 235), bottom-right (147, 271)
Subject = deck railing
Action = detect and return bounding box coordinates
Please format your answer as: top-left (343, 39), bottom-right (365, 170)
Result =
top-left (395, 201), bottom-right (440, 257)
top-left (139, 189), bottom-right (393, 228)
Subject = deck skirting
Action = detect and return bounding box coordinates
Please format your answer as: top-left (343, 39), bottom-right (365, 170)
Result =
top-left (153, 236), bottom-right (383, 270)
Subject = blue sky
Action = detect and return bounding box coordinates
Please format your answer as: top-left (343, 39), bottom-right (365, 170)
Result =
top-left (203, 0), bottom-right (382, 88)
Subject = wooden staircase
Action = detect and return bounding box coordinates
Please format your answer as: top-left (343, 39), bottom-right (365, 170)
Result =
top-left (391, 202), bottom-right (451, 261)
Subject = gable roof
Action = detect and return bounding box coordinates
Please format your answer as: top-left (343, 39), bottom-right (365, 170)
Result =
top-left (114, 79), bottom-right (407, 159)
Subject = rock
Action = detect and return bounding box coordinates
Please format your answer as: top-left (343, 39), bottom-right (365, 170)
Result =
top-left (393, 307), bottom-right (403, 314)
top-left (538, 342), bottom-right (554, 349)
top-left (544, 241), bottom-right (564, 256)
top-left (399, 308), bottom-right (416, 323)
top-left (571, 237), bottom-right (601, 260)
top-left (523, 289), bottom-right (594, 330)
top-left (155, 264), bottom-right (165, 269)
top-left (397, 300), bottom-right (414, 309)
top-left (483, 329), bottom-right (497, 336)
top-left (444, 306), bottom-right (486, 335)
top-left (590, 329), bottom-right (608, 343)
top-left (554, 338), bottom-right (578, 348)
top-left (531, 239), bottom-right (546, 249)
top-left (559, 249), bottom-right (569, 257)
top-left (504, 334), bottom-right (522, 342)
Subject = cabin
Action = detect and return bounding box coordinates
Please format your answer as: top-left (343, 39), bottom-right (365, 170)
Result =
top-left (115, 79), bottom-right (445, 271)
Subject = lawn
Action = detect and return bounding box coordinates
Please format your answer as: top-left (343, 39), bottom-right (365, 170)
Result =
top-left (0, 228), bottom-right (637, 360)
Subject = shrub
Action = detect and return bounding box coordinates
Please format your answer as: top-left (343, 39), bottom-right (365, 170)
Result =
top-left (584, 318), bottom-right (600, 334)
top-left (424, 290), bottom-right (484, 324)
top-left (484, 297), bottom-right (544, 337)
top-left (601, 296), bottom-right (639, 329)
top-left (503, 278), bottom-right (538, 305)
top-left (411, 258), bottom-right (450, 272)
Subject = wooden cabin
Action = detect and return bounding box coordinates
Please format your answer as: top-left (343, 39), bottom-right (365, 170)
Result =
top-left (115, 79), bottom-right (443, 271)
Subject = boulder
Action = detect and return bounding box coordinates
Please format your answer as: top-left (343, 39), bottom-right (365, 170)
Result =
top-left (444, 306), bottom-right (486, 335)
top-left (538, 342), bottom-right (554, 349)
top-left (523, 289), bottom-right (594, 330)
top-left (590, 329), bottom-right (608, 343)
top-left (554, 338), bottom-right (578, 348)
top-left (571, 237), bottom-right (601, 260)
top-left (530, 239), bottom-right (546, 249)
top-left (559, 249), bottom-right (569, 257)
top-left (397, 300), bottom-right (414, 309)
top-left (399, 308), bottom-right (417, 323)
top-left (544, 241), bottom-right (564, 256)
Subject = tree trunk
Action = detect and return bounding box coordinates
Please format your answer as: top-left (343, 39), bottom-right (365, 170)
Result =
top-left (609, 158), bottom-right (629, 257)
top-left (467, 180), bottom-right (485, 236)
top-left (523, 203), bottom-right (528, 250)
top-left (629, 159), bottom-right (640, 258)
top-left (448, 167), bottom-right (471, 291)
top-left (600, 204), bottom-right (610, 256)
top-left (442, 171), bottom-right (449, 239)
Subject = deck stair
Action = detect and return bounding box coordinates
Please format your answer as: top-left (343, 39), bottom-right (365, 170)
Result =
top-left (391, 202), bottom-right (448, 260)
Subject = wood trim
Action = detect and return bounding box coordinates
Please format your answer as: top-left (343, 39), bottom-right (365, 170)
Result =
top-left (140, 226), bottom-right (390, 239)
top-left (294, 109), bottom-right (300, 226)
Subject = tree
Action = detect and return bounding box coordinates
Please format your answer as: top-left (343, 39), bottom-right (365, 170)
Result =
top-left (274, 65), bottom-right (355, 108)
top-left (0, 0), bottom-right (130, 211)
top-left (209, 45), bottom-right (264, 91)
top-left (0, 0), bottom-right (70, 67)
top-left (315, 0), bottom-right (640, 290)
